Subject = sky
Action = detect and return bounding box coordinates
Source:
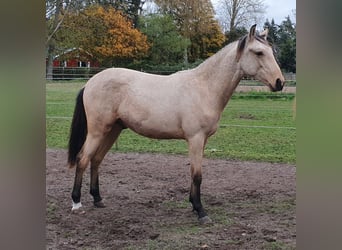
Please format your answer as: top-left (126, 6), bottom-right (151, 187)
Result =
top-left (263, 0), bottom-right (296, 24)
top-left (211, 0), bottom-right (296, 25)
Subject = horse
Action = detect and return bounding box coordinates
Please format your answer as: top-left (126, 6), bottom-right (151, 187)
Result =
top-left (68, 24), bottom-right (285, 224)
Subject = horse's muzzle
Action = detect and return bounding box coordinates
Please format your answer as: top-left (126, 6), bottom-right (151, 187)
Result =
top-left (275, 78), bottom-right (284, 91)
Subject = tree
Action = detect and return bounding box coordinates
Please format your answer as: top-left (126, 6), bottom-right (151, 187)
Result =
top-left (216, 0), bottom-right (266, 33)
top-left (154, 0), bottom-right (225, 62)
top-left (263, 18), bottom-right (279, 45)
top-left (263, 16), bottom-right (296, 73)
top-left (78, 0), bottom-right (146, 27)
top-left (46, 0), bottom-right (67, 79)
top-left (190, 16), bottom-right (226, 58)
top-left (46, 1), bottom-right (150, 76)
top-left (277, 16), bottom-right (296, 73)
top-left (224, 26), bottom-right (247, 44)
top-left (59, 5), bottom-right (150, 66)
top-left (139, 14), bottom-right (190, 65)
top-left (46, 0), bottom-right (91, 78)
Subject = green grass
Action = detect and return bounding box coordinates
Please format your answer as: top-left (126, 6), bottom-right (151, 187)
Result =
top-left (263, 241), bottom-right (294, 250)
top-left (46, 82), bottom-right (296, 164)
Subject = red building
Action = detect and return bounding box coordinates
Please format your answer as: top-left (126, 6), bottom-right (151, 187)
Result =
top-left (52, 48), bottom-right (100, 68)
top-left (46, 48), bottom-right (103, 79)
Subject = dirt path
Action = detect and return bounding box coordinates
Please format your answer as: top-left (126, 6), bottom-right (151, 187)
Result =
top-left (46, 149), bottom-right (296, 249)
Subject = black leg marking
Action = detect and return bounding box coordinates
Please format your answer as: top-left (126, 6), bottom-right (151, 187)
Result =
top-left (90, 167), bottom-right (102, 203)
top-left (189, 174), bottom-right (207, 219)
top-left (90, 164), bottom-right (106, 208)
top-left (90, 175), bottom-right (102, 203)
top-left (71, 166), bottom-right (84, 203)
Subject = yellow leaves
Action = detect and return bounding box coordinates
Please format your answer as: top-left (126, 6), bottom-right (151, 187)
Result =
top-left (64, 5), bottom-right (149, 64)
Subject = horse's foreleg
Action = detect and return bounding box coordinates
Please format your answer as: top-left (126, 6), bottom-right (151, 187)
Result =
top-left (187, 134), bottom-right (212, 224)
top-left (90, 164), bottom-right (103, 207)
top-left (90, 124), bottom-right (122, 208)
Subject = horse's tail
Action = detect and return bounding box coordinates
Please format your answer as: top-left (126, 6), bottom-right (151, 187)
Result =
top-left (68, 88), bottom-right (87, 168)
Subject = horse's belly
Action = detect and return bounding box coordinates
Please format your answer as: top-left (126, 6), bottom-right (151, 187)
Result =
top-left (122, 116), bottom-right (184, 139)
top-left (132, 127), bottom-right (184, 139)
top-left (118, 91), bottom-right (185, 139)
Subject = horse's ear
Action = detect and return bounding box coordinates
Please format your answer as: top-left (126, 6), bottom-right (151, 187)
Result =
top-left (259, 28), bottom-right (269, 40)
top-left (248, 24), bottom-right (257, 40)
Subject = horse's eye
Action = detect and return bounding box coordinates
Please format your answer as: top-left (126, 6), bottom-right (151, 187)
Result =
top-left (255, 51), bottom-right (264, 56)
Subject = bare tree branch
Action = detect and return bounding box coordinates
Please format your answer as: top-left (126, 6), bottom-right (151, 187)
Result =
top-left (216, 0), bottom-right (266, 32)
top-left (46, 5), bottom-right (69, 46)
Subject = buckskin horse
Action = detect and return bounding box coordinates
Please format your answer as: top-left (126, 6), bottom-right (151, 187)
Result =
top-left (68, 25), bottom-right (285, 224)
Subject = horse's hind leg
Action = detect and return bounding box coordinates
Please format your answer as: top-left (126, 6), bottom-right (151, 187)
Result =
top-left (71, 133), bottom-right (105, 211)
top-left (90, 123), bottom-right (123, 208)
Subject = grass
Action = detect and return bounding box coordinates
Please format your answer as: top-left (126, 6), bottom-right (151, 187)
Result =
top-left (162, 199), bottom-right (190, 210)
top-left (263, 241), bottom-right (294, 250)
top-left (46, 201), bottom-right (58, 221)
top-left (46, 82), bottom-right (296, 164)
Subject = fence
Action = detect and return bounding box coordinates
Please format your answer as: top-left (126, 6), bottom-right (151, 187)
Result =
top-left (46, 67), bottom-right (296, 83)
top-left (46, 67), bottom-right (105, 80)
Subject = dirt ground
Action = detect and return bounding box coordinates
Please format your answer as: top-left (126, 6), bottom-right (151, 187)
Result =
top-left (46, 149), bottom-right (296, 249)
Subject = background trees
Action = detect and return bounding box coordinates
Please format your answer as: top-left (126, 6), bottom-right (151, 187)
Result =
top-left (47, 3), bottom-right (149, 69)
top-left (277, 16), bottom-right (296, 73)
top-left (217, 0), bottom-right (266, 31)
top-left (46, 0), bottom-right (296, 74)
top-left (264, 16), bottom-right (296, 73)
top-left (154, 0), bottom-right (225, 62)
top-left (61, 5), bottom-right (150, 67)
top-left (139, 14), bottom-right (190, 65)
top-left (216, 0), bottom-right (266, 43)
top-left (78, 0), bottom-right (146, 27)
top-left (46, 0), bottom-right (65, 79)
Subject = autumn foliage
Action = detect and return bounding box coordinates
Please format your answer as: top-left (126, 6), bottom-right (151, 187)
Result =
top-left (154, 0), bottom-right (225, 61)
top-left (63, 5), bottom-right (149, 66)
top-left (48, 1), bottom-right (225, 68)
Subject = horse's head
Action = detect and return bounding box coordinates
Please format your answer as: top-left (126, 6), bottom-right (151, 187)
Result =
top-left (236, 24), bottom-right (285, 92)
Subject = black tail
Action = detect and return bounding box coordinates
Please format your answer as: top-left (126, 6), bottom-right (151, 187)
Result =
top-left (68, 88), bottom-right (87, 167)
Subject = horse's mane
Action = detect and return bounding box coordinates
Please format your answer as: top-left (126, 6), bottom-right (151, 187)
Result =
top-left (195, 32), bottom-right (274, 73)
top-left (195, 39), bottom-right (239, 72)
top-left (236, 36), bottom-right (247, 62)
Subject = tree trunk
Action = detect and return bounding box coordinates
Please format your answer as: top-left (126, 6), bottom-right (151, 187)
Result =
top-left (230, 0), bottom-right (238, 31)
top-left (46, 44), bottom-right (54, 80)
top-left (46, 0), bottom-right (63, 80)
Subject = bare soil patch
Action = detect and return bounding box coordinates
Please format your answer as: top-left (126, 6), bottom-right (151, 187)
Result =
top-left (46, 149), bottom-right (296, 249)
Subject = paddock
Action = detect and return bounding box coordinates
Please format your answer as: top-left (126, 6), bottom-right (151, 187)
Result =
top-left (46, 80), bottom-right (296, 248)
top-left (46, 149), bottom-right (296, 249)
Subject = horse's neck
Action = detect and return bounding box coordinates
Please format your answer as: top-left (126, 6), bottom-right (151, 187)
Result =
top-left (194, 42), bottom-right (243, 111)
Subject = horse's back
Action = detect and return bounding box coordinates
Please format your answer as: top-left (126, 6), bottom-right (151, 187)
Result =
top-left (88, 68), bottom-right (167, 86)
top-left (84, 67), bottom-right (178, 107)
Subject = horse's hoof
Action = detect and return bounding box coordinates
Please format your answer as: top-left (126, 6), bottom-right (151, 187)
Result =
top-left (71, 201), bottom-right (82, 211)
top-left (199, 216), bottom-right (213, 225)
top-left (71, 202), bottom-right (86, 214)
top-left (94, 200), bottom-right (106, 208)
